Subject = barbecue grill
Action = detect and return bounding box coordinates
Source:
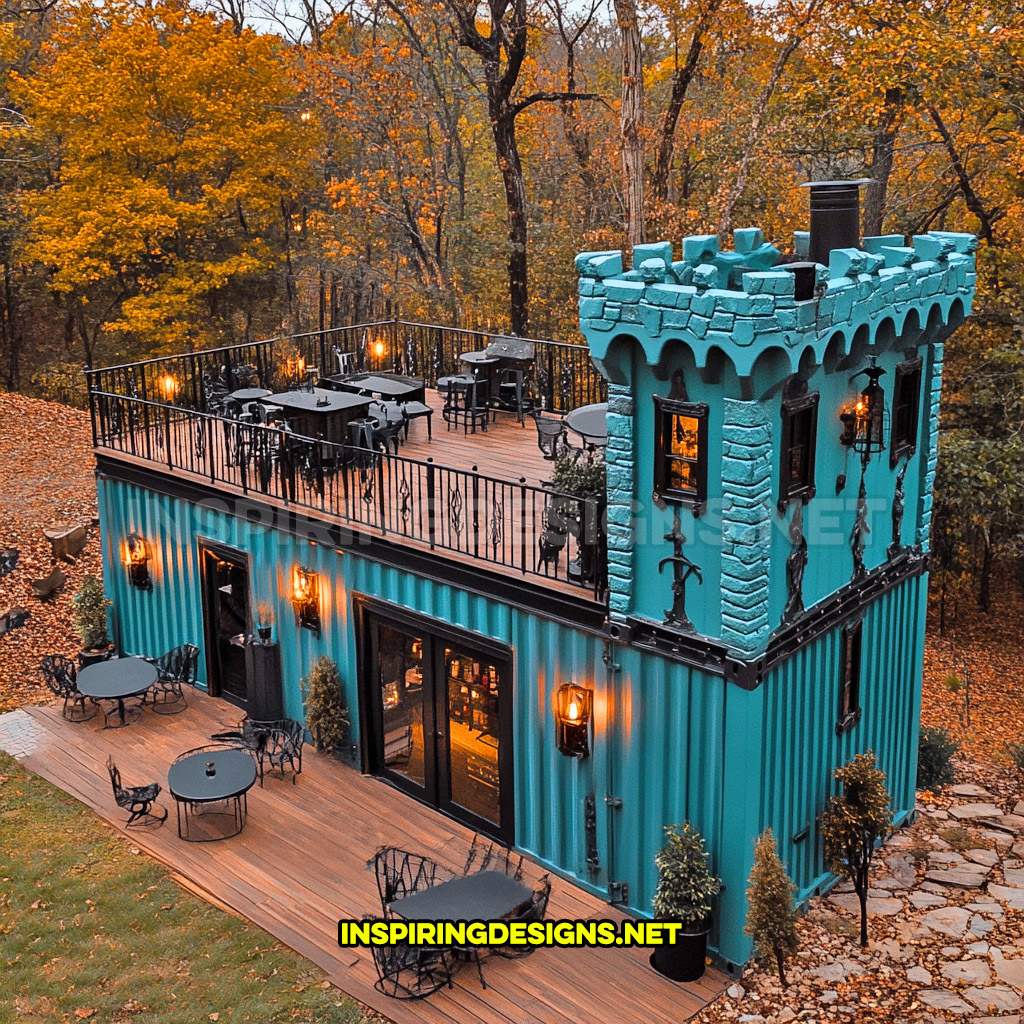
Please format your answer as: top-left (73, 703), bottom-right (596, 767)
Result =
top-left (483, 337), bottom-right (535, 424)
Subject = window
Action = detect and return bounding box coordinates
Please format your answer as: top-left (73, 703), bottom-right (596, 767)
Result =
top-left (653, 396), bottom-right (709, 508)
top-left (891, 358), bottom-right (922, 466)
top-left (779, 392), bottom-right (819, 510)
top-left (837, 620), bottom-right (863, 734)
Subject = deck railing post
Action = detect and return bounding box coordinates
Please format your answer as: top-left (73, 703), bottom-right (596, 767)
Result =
top-left (163, 403), bottom-right (173, 469)
top-left (86, 370), bottom-right (99, 448)
top-left (426, 457), bottom-right (436, 549)
top-left (519, 477), bottom-right (528, 574)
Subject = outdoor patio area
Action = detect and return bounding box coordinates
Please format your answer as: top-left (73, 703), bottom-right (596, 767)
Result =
top-left (4, 689), bottom-right (728, 1024)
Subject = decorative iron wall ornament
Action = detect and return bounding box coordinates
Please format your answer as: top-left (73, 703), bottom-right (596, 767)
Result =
top-left (584, 794), bottom-right (599, 876)
top-left (783, 500), bottom-right (808, 622)
top-left (658, 507), bottom-right (703, 631)
top-left (850, 469), bottom-right (870, 580)
top-left (888, 458), bottom-right (909, 558)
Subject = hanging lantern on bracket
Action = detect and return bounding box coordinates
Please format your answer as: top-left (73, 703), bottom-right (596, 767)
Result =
top-left (839, 360), bottom-right (887, 460)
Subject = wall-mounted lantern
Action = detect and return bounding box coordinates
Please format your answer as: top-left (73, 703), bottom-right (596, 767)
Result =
top-left (372, 336), bottom-right (386, 360)
top-left (555, 682), bottom-right (593, 758)
top-left (290, 565), bottom-right (321, 634)
top-left (285, 352), bottom-right (307, 388)
top-left (122, 533), bottom-right (152, 590)
top-left (839, 361), bottom-right (887, 461)
top-left (158, 374), bottom-right (179, 404)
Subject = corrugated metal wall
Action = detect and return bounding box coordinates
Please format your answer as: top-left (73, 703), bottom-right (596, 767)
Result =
top-left (98, 475), bottom-right (926, 969)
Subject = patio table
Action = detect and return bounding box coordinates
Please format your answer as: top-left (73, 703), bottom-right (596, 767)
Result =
top-left (77, 657), bottom-right (158, 728)
top-left (264, 388), bottom-right (372, 449)
top-left (229, 387), bottom-right (272, 404)
top-left (388, 869), bottom-right (534, 923)
top-left (323, 373), bottom-right (426, 404)
top-left (565, 402), bottom-right (609, 449)
top-left (167, 748), bottom-right (257, 842)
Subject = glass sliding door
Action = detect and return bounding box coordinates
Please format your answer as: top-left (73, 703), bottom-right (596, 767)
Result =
top-left (362, 604), bottom-right (512, 843)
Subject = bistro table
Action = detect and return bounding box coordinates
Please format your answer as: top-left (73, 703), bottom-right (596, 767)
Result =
top-left (388, 869), bottom-right (534, 924)
top-left (264, 388), bottom-right (372, 449)
top-left (167, 748), bottom-right (258, 842)
top-left (229, 387), bottom-right (272, 404)
top-left (324, 373), bottom-right (425, 404)
top-left (459, 350), bottom-right (500, 403)
top-left (77, 657), bottom-right (158, 729)
top-left (565, 402), bottom-right (609, 450)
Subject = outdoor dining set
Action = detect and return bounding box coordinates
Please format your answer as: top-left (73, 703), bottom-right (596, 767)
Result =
top-left (367, 835), bottom-right (552, 998)
top-left (198, 341), bottom-right (609, 479)
top-left (39, 647), bottom-right (304, 842)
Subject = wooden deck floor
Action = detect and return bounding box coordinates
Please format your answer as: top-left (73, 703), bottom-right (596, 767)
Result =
top-left (15, 693), bottom-right (726, 1024)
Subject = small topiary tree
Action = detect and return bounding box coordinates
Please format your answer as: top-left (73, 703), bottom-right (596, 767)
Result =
top-left (745, 828), bottom-right (799, 987)
top-left (820, 751), bottom-right (892, 948)
top-left (653, 822), bottom-right (721, 930)
top-left (301, 655), bottom-right (350, 753)
top-left (917, 726), bottom-right (959, 789)
top-left (73, 575), bottom-right (111, 650)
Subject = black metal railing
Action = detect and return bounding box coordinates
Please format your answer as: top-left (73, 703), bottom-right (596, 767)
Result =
top-left (84, 319), bottom-right (607, 415)
top-left (90, 391), bottom-right (607, 600)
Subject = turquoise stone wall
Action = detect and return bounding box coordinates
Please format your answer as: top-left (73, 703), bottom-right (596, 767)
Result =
top-left (577, 228), bottom-right (976, 654)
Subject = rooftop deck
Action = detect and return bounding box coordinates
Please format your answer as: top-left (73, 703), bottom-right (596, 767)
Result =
top-left (6, 692), bottom-right (727, 1023)
top-left (87, 322), bottom-right (610, 602)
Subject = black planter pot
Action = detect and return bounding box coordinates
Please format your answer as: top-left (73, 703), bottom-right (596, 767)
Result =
top-left (79, 646), bottom-right (114, 669)
top-left (650, 920), bottom-right (710, 983)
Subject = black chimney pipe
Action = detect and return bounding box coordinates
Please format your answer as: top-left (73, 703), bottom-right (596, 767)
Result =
top-left (800, 179), bottom-right (872, 265)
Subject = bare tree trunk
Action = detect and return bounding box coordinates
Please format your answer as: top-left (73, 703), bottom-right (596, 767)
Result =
top-left (718, 30), bottom-right (803, 235)
top-left (493, 112), bottom-right (530, 335)
top-left (613, 0), bottom-right (645, 247)
top-left (652, 0), bottom-right (722, 204)
top-left (862, 87), bottom-right (904, 236)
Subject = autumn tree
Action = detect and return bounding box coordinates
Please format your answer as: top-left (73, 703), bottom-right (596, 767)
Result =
top-left (443, 0), bottom-right (599, 334)
top-left (820, 752), bottom-right (892, 949)
top-left (745, 828), bottom-right (799, 987)
top-left (12, 0), bottom-right (318, 364)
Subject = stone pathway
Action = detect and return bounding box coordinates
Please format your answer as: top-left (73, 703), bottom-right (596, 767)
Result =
top-left (0, 707), bottom-right (45, 759)
top-left (698, 769), bottom-right (1024, 1023)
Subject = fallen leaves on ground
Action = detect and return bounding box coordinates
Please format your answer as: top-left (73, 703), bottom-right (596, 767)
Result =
top-left (0, 391), bottom-right (100, 712)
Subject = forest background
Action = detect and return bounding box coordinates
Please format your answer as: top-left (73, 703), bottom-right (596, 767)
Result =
top-left (1, 0), bottom-right (1022, 618)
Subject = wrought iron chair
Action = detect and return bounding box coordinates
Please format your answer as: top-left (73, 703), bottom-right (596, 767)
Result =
top-left (106, 756), bottom-right (167, 827)
top-left (536, 505), bottom-right (570, 573)
top-left (370, 401), bottom-right (406, 455)
top-left (532, 412), bottom-right (568, 461)
top-left (333, 346), bottom-right (358, 375)
top-left (211, 717), bottom-right (305, 785)
top-left (40, 654), bottom-right (94, 721)
top-left (145, 643), bottom-right (199, 714)
top-left (363, 914), bottom-right (454, 999)
top-left (372, 847), bottom-right (455, 911)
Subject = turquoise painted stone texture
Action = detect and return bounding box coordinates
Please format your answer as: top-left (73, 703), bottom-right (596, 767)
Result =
top-left (576, 229), bottom-right (977, 378)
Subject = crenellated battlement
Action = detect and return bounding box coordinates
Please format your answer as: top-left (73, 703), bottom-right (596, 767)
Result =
top-left (576, 229), bottom-right (977, 377)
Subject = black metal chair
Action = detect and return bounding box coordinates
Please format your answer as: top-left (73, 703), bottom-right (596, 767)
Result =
top-left (536, 505), bottom-right (570, 573)
top-left (40, 654), bottom-right (94, 721)
top-left (372, 847), bottom-right (455, 910)
top-left (145, 643), bottom-right (199, 714)
top-left (211, 717), bottom-right (305, 786)
top-left (532, 412), bottom-right (568, 460)
top-left (333, 346), bottom-right (358, 375)
top-left (106, 756), bottom-right (167, 827)
top-left (363, 914), bottom-right (454, 999)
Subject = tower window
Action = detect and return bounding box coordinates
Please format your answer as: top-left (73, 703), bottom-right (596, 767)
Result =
top-left (779, 392), bottom-right (819, 510)
top-left (653, 396), bottom-right (708, 509)
top-left (891, 358), bottom-right (922, 466)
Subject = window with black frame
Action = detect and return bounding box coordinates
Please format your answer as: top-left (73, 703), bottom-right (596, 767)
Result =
top-left (653, 396), bottom-right (708, 508)
top-left (837, 620), bottom-right (863, 734)
top-left (779, 392), bottom-right (819, 510)
top-left (891, 358), bottom-right (922, 466)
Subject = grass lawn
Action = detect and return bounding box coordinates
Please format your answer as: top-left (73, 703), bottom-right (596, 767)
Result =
top-left (0, 753), bottom-right (383, 1024)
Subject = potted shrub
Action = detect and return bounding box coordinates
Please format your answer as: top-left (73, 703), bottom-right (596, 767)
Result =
top-left (549, 454), bottom-right (607, 588)
top-left (650, 822), bottom-right (721, 982)
top-left (301, 655), bottom-right (351, 754)
top-left (255, 600), bottom-right (274, 644)
top-left (73, 575), bottom-right (114, 667)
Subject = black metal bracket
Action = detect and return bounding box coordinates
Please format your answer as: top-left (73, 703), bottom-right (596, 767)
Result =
top-left (608, 880), bottom-right (629, 905)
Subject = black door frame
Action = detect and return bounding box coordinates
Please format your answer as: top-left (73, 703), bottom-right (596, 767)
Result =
top-left (353, 593), bottom-right (515, 845)
top-left (197, 538), bottom-right (252, 707)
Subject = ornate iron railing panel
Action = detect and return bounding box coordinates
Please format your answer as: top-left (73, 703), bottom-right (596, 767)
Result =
top-left (90, 391), bottom-right (607, 600)
top-left (85, 319), bottom-right (606, 416)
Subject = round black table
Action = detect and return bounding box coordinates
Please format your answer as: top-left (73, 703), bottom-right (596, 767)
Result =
top-left (565, 403), bottom-right (609, 449)
top-left (229, 387), bottom-right (272, 403)
top-left (168, 748), bottom-right (258, 842)
top-left (77, 657), bottom-right (158, 729)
